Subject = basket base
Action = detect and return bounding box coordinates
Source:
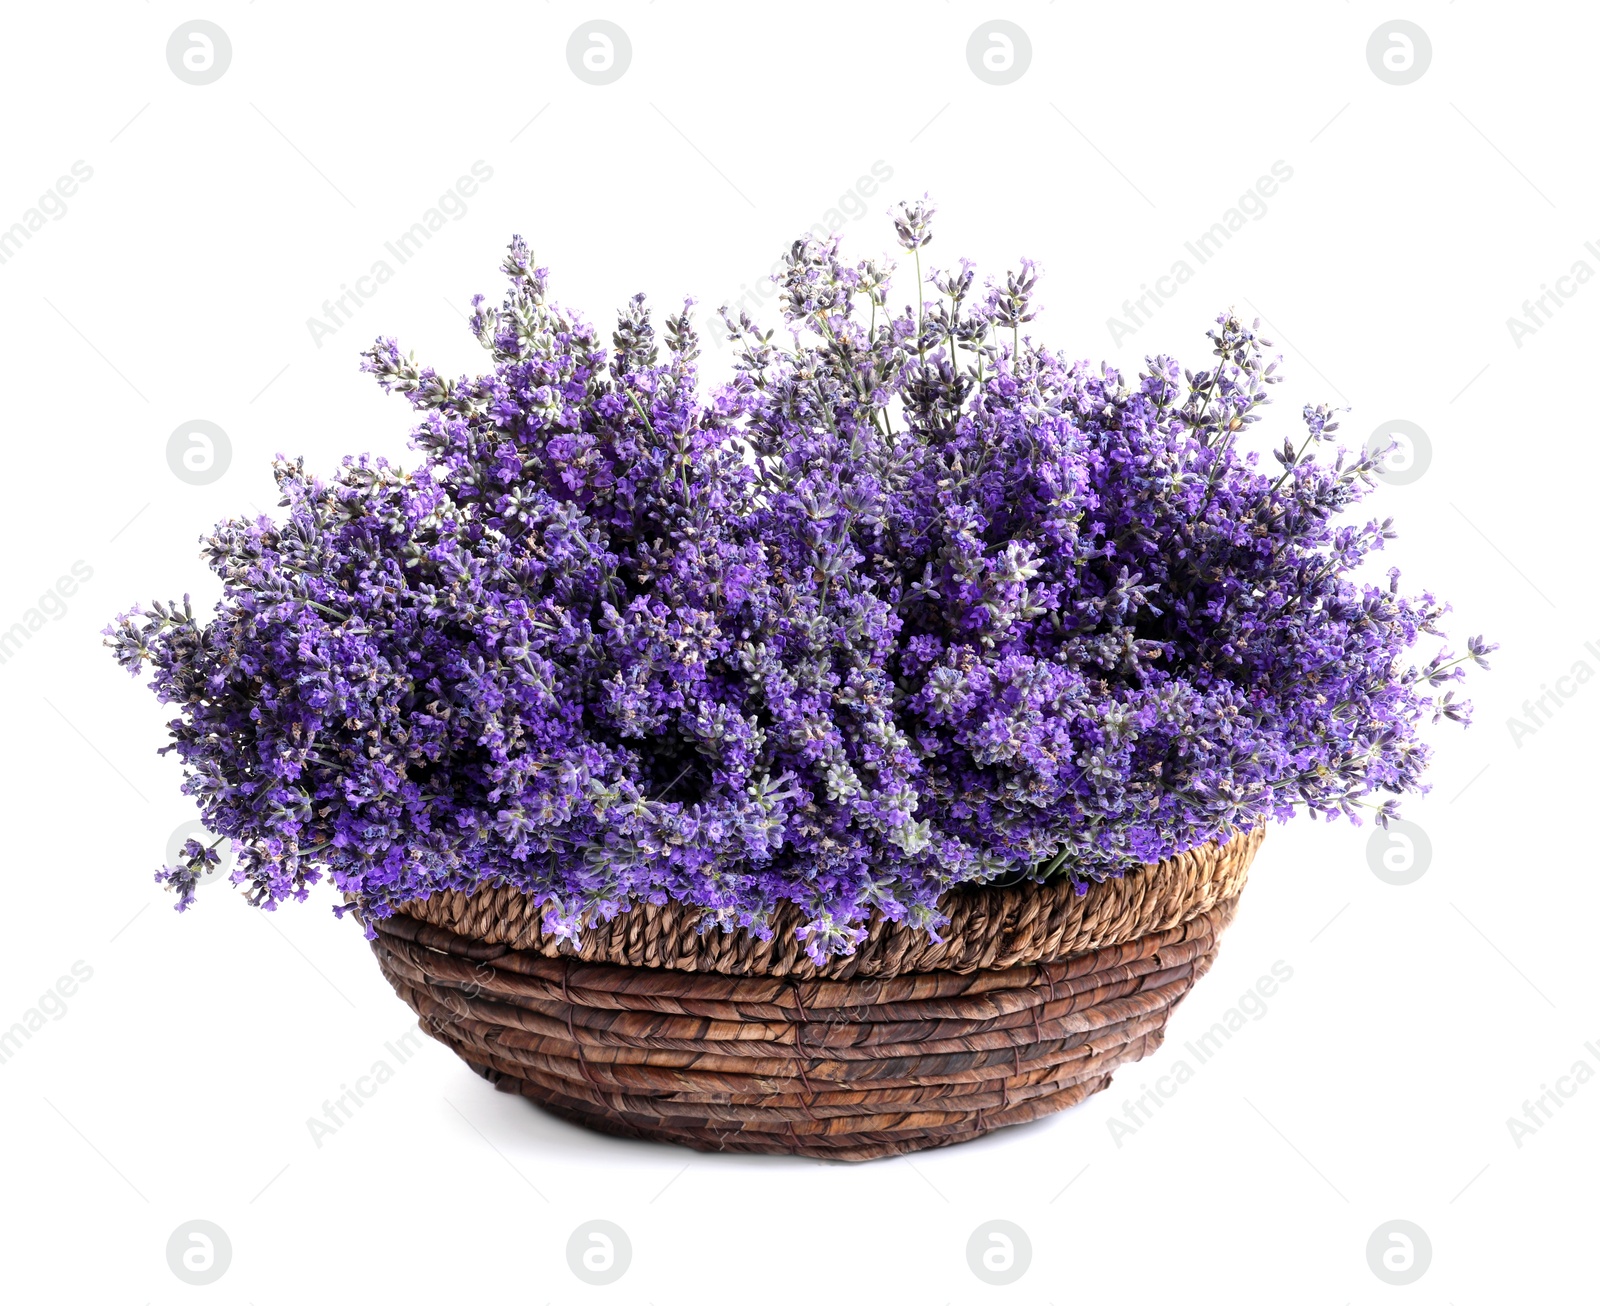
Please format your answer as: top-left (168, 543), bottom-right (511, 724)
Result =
top-left (491, 1062), bottom-right (1124, 1162)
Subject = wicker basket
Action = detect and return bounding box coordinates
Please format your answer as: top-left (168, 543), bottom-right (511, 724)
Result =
top-left (368, 827), bottom-right (1263, 1161)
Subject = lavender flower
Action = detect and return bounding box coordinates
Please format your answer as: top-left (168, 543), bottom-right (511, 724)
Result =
top-left (107, 212), bottom-right (1491, 961)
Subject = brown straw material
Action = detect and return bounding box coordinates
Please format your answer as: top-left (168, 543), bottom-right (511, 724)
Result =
top-left (394, 825), bottom-right (1263, 979)
top-left (370, 827), bottom-right (1262, 1160)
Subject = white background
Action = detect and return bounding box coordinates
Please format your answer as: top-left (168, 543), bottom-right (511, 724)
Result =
top-left (1, 2), bottom-right (1595, 1301)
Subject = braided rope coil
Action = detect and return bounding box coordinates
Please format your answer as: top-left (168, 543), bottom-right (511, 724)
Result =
top-left (392, 825), bottom-right (1263, 979)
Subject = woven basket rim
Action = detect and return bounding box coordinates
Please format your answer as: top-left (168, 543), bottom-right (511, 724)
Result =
top-left (390, 826), bottom-right (1264, 980)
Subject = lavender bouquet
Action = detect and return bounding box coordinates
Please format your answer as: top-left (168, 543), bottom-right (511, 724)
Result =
top-left (108, 201), bottom-right (1490, 963)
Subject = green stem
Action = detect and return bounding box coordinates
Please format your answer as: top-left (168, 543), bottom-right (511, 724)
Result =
top-left (625, 387), bottom-right (656, 437)
top-left (1267, 427), bottom-right (1320, 498)
top-left (913, 247), bottom-right (926, 370)
top-left (628, 388), bottom-right (691, 502)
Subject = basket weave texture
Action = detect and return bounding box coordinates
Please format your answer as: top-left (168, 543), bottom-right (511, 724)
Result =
top-left (370, 827), bottom-right (1262, 1161)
